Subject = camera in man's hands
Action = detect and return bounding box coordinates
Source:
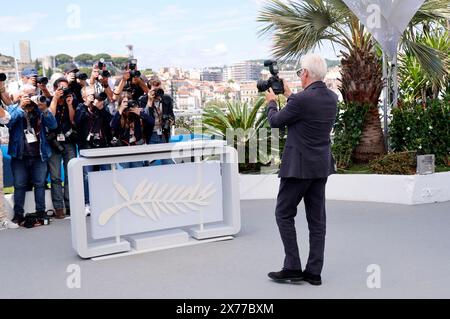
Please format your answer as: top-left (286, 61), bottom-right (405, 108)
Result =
top-left (257, 60), bottom-right (285, 95)
top-left (46, 131), bottom-right (65, 153)
top-left (30, 95), bottom-right (46, 104)
top-left (37, 76), bottom-right (48, 85)
top-left (76, 73), bottom-right (88, 81)
top-left (97, 58), bottom-right (105, 69)
top-left (0, 73), bottom-right (6, 82)
top-left (95, 92), bottom-right (108, 102)
top-left (154, 88), bottom-right (165, 99)
top-left (128, 59), bottom-right (141, 78)
top-left (100, 70), bottom-right (111, 78)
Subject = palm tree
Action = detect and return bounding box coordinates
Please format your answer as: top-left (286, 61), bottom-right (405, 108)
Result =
top-left (258, 0), bottom-right (449, 163)
top-left (201, 98), bottom-right (272, 173)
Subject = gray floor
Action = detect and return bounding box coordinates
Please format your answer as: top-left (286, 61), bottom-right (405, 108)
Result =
top-left (1, 199), bottom-right (450, 299)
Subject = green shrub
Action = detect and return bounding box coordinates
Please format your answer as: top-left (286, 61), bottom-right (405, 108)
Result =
top-left (332, 102), bottom-right (370, 168)
top-left (369, 151), bottom-right (417, 175)
top-left (390, 99), bottom-right (449, 165)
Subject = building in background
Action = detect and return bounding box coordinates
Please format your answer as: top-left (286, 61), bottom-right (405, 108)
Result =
top-left (200, 67), bottom-right (224, 82)
top-left (224, 61), bottom-right (263, 83)
top-left (19, 40), bottom-right (32, 64)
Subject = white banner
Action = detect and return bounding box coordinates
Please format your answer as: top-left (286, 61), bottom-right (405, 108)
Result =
top-left (342, 0), bottom-right (425, 59)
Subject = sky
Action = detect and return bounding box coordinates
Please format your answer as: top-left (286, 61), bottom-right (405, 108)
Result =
top-left (0, 0), bottom-right (339, 70)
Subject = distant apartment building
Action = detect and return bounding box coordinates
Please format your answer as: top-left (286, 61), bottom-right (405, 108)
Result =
top-left (200, 67), bottom-right (223, 82)
top-left (239, 81), bottom-right (259, 104)
top-left (19, 40), bottom-right (32, 64)
top-left (41, 56), bottom-right (55, 71)
top-left (224, 61), bottom-right (263, 83)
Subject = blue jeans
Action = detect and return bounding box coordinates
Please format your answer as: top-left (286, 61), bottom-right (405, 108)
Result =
top-left (48, 143), bottom-right (77, 210)
top-left (83, 164), bottom-right (111, 205)
top-left (149, 132), bottom-right (175, 165)
top-left (11, 157), bottom-right (48, 217)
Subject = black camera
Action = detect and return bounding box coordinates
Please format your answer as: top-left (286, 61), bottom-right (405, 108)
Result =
top-left (0, 73), bottom-right (6, 82)
top-left (162, 114), bottom-right (172, 133)
top-left (153, 88), bottom-right (164, 99)
top-left (47, 132), bottom-right (65, 153)
top-left (126, 100), bottom-right (139, 109)
top-left (59, 87), bottom-right (72, 99)
top-left (97, 58), bottom-right (105, 69)
top-left (87, 132), bottom-right (102, 148)
top-left (100, 70), bottom-right (111, 78)
top-left (128, 59), bottom-right (141, 78)
top-left (95, 92), bottom-right (108, 102)
top-left (76, 73), bottom-right (88, 81)
top-left (257, 60), bottom-right (285, 95)
top-left (65, 128), bottom-right (79, 143)
top-left (110, 137), bottom-right (124, 147)
top-left (37, 76), bottom-right (48, 85)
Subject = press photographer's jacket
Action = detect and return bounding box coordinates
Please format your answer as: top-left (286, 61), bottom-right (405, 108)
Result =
top-left (267, 81), bottom-right (338, 179)
top-left (7, 104), bottom-right (57, 161)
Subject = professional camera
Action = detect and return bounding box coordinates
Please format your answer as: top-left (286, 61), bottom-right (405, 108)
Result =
top-left (128, 59), bottom-right (141, 78)
top-left (0, 73), bottom-right (6, 82)
top-left (86, 132), bottom-right (102, 148)
top-left (95, 92), bottom-right (108, 102)
top-left (30, 95), bottom-right (47, 104)
top-left (97, 58), bottom-right (105, 70)
top-left (257, 60), bottom-right (285, 95)
top-left (162, 114), bottom-right (172, 133)
top-left (127, 100), bottom-right (139, 109)
top-left (100, 70), bottom-right (111, 78)
top-left (37, 76), bottom-right (48, 85)
top-left (47, 131), bottom-right (65, 153)
top-left (76, 72), bottom-right (88, 81)
top-left (154, 88), bottom-right (165, 99)
top-left (110, 137), bottom-right (124, 147)
top-left (59, 87), bottom-right (72, 99)
top-left (64, 128), bottom-right (79, 143)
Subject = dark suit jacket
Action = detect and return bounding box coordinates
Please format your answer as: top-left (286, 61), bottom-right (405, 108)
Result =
top-left (267, 81), bottom-right (338, 179)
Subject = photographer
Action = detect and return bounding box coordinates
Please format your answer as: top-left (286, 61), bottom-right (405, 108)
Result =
top-left (64, 64), bottom-right (82, 107)
top-left (265, 54), bottom-right (338, 286)
top-left (7, 84), bottom-right (57, 227)
top-left (116, 60), bottom-right (148, 101)
top-left (47, 78), bottom-right (78, 219)
top-left (75, 87), bottom-right (112, 213)
top-left (110, 92), bottom-right (154, 168)
top-left (1, 73), bottom-right (13, 107)
top-left (10, 68), bottom-right (51, 103)
top-left (90, 60), bottom-right (114, 102)
top-left (140, 80), bottom-right (175, 142)
top-left (0, 77), bottom-right (17, 230)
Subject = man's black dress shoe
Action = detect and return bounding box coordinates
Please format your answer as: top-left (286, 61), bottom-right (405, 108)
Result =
top-left (268, 269), bottom-right (303, 283)
top-left (303, 271), bottom-right (322, 286)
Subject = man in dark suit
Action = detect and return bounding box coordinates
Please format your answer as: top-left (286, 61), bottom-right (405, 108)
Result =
top-left (266, 54), bottom-right (338, 286)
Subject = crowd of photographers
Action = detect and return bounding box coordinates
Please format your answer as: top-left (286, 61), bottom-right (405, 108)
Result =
top-left (0, 60), bottom-right (175, 230)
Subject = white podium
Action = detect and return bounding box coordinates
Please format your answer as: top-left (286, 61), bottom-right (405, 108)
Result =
top-left (68, 141), bottom-right (241, 259)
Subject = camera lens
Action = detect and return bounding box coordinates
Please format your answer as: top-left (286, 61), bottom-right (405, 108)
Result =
top-left (95, 92), bottom-right (108, 102)
top-left (37, 76), bottom-right (48, 85)
top-left (257, 80), bottom-right (270, 93)
top-left (0, 73), bottom-right (7, 82)
top-left (76, 73), bottom-right (88, 81)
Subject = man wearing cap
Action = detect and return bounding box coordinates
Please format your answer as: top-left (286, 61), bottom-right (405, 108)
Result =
top-left (9, 68), bottom-right (51, 104)
top-left (64, 64), bottom-right (82, 106)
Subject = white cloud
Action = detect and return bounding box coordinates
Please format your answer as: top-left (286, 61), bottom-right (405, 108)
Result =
top-left (0, 12), bottom-right (48, 33)
top-left (202, 43), bottom-right (228, 57)
top-left (159, 5), bottom-right (188, 20)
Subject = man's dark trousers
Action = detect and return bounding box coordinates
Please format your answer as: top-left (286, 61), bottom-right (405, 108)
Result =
top-left (275, 177), bottom-right (328, 275)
